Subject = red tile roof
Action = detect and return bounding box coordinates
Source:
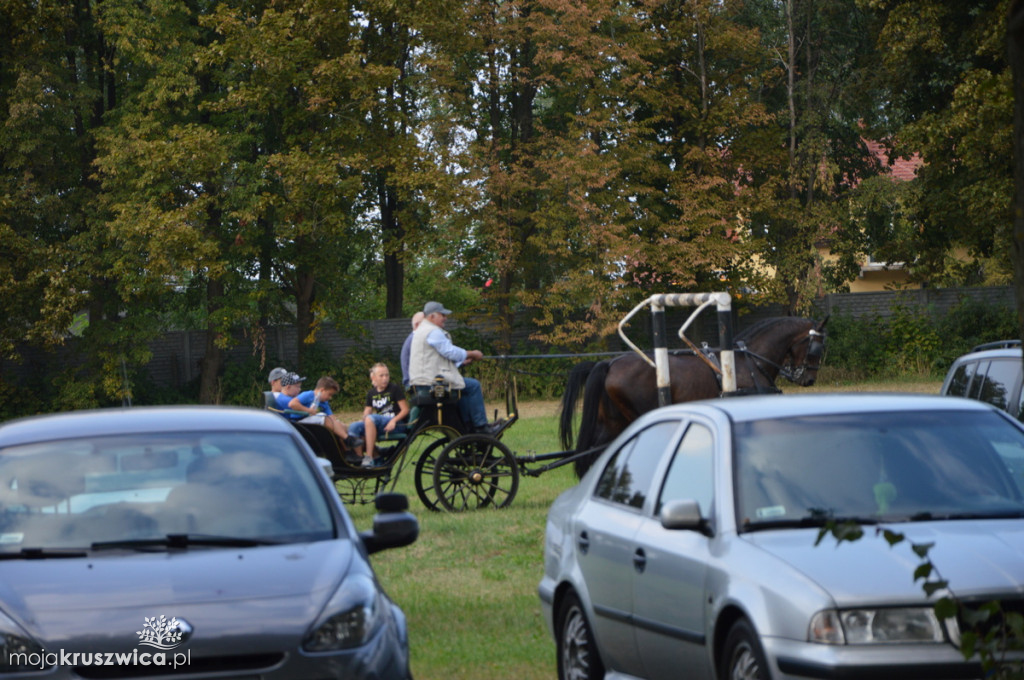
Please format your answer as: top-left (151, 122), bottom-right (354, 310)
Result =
top-left (863, 138), bottom-right (922, 181)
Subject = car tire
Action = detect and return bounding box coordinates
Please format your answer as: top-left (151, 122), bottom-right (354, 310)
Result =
top-left (556, 591), bottom-right (604, 680)
top-left (720, 619), bottom-right (769, 680)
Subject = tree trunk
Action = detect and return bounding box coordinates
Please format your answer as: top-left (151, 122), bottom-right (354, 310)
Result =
top-left (294, 269), bottom-right (316, 368)
top-left (198, 278), bottom-right (225, 404)
top-left (378, 172), bottom-right (405, 318)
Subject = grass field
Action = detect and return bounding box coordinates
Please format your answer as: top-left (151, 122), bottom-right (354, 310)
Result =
top-left (343, 375), bottom-right (944, 680)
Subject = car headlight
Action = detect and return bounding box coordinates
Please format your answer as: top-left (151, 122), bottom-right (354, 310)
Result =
top-left (303, 574), bottom-right (386, 652)
top-left (0, 611), bottom-right (49, 674)
top-left (810, 608), bottom-right (946, 644)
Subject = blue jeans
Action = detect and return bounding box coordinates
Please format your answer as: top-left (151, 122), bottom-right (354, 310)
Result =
top-left (459, 377), bottom-right (488, 428)
top-left (349, 414), bottom-right (407, 438)
top-left (414, 378), bottom-right (487, 429)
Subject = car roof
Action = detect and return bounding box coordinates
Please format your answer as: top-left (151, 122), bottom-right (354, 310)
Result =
top-left (0, 406), bottom-right (294, 447)
top-left (640, 392), bottom-right (996, 425)
top-left (950, 347), bottom-right (1023, 363)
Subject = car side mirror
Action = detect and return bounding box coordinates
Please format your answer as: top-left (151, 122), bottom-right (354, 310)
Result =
top-left (660, 499), bottom-right (713, 536)
top-left (360, 493), bottom-right (419, 555)
top-left (374, 492), bottom-right (409, 513)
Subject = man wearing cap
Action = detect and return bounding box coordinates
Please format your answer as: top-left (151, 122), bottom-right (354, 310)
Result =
top-left (408, 301), bottom-right (499, 435)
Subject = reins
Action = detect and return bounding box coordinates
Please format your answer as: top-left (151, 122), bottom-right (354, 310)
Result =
top-left (741, 328), bottom-right (826, 384)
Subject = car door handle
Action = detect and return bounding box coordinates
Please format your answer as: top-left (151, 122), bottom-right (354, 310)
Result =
top-left (633, 548), bottom-right (646, 573)
top-left (577, 531), bottom-right (590, 555)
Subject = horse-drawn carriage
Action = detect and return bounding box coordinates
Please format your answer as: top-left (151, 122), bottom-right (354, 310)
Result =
top-left (269, 292), bottom-right (827, 510)
top-left (267, 377), bottom-right (522, 512)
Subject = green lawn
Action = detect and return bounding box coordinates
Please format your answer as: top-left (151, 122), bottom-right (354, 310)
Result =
top-left (344, 377), bottom-right (944, 680)
top-left (344, 402), bottom-right (569, 680)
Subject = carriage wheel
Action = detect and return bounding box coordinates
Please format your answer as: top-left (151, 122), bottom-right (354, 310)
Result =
top-left (412, 427), bottom-right (459, 512)
top-left (432, 434), bottom-right (519, 512)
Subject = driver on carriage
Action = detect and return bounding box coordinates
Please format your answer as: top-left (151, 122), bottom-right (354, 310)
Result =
top-left (407, 301), bottom-right (502, 435)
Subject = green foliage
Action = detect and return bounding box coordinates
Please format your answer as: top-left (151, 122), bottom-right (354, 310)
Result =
top-left (884, 302), bottom-right (942, 374)
top-left (821, 313), bottom-right (890, 379)
top-left (215, 358), bottom-right (267, 408)
top-left (935, 297), bottom-right (1020, 362)
top-left (0, 0), bottom-right (1017, 402)
top-left (823, 299), bottom-right (1017, 379)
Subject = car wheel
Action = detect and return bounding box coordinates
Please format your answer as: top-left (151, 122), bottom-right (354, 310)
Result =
top-left (556, 592), bottom-right (604, 680)
top-left (721, 619), bottom-right (769, 680)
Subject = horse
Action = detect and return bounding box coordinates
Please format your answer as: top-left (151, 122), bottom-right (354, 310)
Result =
top-left (559, 316), bottom-right (828, 477)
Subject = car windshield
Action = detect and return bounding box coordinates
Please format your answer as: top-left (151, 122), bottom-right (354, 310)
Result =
top-left (734, 410), bottom-right (1024, 531)
top-left (0, 431), bottom-right (336, 552)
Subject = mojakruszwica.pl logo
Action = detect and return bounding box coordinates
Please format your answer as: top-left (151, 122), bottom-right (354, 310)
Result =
top-left (6, 615), bottom-right (193, 671)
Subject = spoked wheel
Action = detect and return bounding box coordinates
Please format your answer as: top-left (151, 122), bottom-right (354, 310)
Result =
top-left (556, 592), bottom-right (603, 680)
top-left (411, 427), bottom-right (458, 512)
top-left (720, 619), bottom-right (769, 680)
top-left (432, 434), bottom-right (519, 512)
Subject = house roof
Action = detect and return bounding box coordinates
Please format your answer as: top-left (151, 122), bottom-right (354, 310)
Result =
top-left (863, 138), bottom-right (922, 181)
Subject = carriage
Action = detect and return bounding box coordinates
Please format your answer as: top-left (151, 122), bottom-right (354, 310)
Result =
top-left (270, 292), bottom-right (826, 510)
top-left (267, 376), bottom-right (522, 512)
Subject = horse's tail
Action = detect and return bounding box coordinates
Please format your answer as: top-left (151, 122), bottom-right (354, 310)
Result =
top-left (573, 360), bottom-right (613, 478)
top-left (559, 361), bottom-right (596, 452)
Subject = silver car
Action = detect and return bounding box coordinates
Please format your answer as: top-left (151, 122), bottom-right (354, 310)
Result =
top-left (0, 406), bottom-right (417, 679)
top-left (539, 393), bottom-right (1024, 680)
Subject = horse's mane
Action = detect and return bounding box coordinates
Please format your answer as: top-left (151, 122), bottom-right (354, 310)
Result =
top-left (734, 316), bottom-right (811, 342)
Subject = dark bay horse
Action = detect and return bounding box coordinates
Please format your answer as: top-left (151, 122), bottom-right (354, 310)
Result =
top-left (559, 316), bottom-right (828, 476)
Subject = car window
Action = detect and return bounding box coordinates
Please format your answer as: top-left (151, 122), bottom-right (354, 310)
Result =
top-left (0, 432), bottom-right (336, 551)
top-left (944, 361), bottom-right (975, 397)
top-left (979, 359), bottom-right (1021, 411)
top-left (734, 410), bottom-right (1024, 530)
top-left (595, 420), bottom-right (682, 510)
top-left (656, 422), bottom-right (713, 516)
top-left (968, 361), bottom-right (991, 400)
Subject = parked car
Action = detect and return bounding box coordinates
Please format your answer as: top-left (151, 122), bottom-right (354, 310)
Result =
top-left (539, 393), bottom-right (1024, 680)
top-left (0, 406), bottom-right (418, 679)
top-left (941, 340), bottom-right (1024, 419)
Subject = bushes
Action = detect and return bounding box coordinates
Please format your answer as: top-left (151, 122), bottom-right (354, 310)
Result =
top-left (823, 298), bottom-right (1018, 381)
top-left (4, 296), bottom-right (1012, 422)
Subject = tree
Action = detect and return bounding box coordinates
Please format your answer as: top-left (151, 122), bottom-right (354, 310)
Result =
top-left (94, 0), bottom-right (236, 403)
top-left (0, 0), bottom-right (133, 406)
top-left (1011, 0), bottom-right (1024, 368)
top-left (741, 0), bottom-right (879, 311)
top-left (864, 0), bottom-right (1013, 287)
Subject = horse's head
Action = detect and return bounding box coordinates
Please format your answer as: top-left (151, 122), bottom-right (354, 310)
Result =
top-left (784, 316), bottom-right (828, 386)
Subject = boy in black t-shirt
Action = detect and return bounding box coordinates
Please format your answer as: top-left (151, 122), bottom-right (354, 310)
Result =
top-left (348, 363), bottom-right (410, 467)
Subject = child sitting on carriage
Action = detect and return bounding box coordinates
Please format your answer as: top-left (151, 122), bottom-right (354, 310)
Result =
top-left (277, 374), bottom-right (362, 452)
top-left (348, 363), bottom-right (410, 468)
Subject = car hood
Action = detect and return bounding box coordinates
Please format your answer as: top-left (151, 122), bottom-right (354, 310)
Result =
top-left (743, 519), bottom-right (1024, 606)
top-left (0, 540), bottom-right (354, 653)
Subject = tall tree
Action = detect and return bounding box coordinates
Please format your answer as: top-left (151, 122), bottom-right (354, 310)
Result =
top-left (95, 0), bottom-right (283, 402)
top-left (0, 0), bottom-right (129, 405)
top-left (1009, 0), bottom-right (1024, 344)
top-left (740, 0), bottom-right (878, 311)
top-left (863, 0), bottom-right (1012, 286)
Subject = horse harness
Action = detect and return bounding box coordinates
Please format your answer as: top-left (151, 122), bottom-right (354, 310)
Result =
top-left (739, 327), bottom-right (826, 387)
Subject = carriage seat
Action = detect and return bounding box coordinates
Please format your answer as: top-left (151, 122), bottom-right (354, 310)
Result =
top-left (410, 376), bottom-right (462, 406)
